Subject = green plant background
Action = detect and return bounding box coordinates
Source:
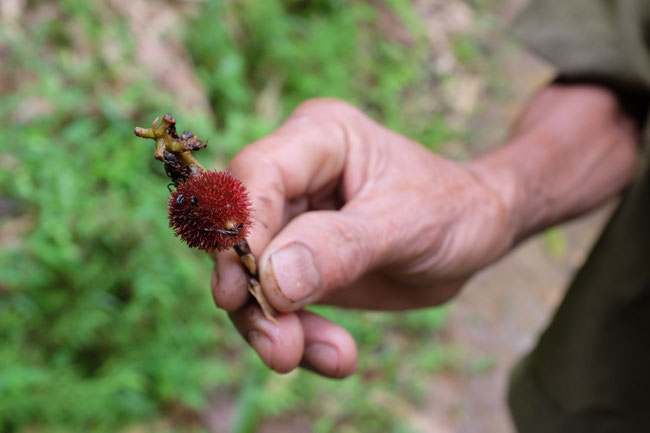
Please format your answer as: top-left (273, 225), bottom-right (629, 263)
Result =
top-left (0, 0), bottom-right (493, 432)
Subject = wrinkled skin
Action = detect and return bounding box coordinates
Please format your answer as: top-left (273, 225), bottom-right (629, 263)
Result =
top-left (210, 84), bottom-right (640, 377)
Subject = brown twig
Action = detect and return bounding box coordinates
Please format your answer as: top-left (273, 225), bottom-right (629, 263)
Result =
top-left (234, 240), bottom-right (278, 323)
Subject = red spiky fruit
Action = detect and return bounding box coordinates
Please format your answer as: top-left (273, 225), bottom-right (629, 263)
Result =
top-left (168, 170), bottom-right (252, 252)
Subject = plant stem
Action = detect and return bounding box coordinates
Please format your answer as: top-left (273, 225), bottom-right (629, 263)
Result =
top-left (234, 241), bottom-right (278, 323)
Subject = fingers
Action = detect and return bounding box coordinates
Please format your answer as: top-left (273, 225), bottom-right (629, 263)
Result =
top-left (258, 208), bottom-right (390, 312)
top-left (213, 99), bottom-right (369, 312)
top-left (229, 304), bottom-right (357, 378)
top-left (298, 311), bottom-right (358, 378)
top-left (211, 249), bottom-right (248, 311)
top-left (226, 99), bottom-right (364, 255)
top-left (229, 304), bottom-right (304, 374)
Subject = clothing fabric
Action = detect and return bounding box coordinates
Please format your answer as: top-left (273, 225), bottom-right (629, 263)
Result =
top-left (508, 1), bottom-right (650, 432)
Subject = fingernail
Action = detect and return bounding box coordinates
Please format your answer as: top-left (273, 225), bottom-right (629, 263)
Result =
top-left (269, 243), bottom-right (319, 303)
top-left (304, 343), bottom-right (340, 376)
top-left (247, 330), bottom-right (273, 366)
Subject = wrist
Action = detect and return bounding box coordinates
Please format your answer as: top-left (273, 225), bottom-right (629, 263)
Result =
top-left (464, 152), bottom-right (527, 246)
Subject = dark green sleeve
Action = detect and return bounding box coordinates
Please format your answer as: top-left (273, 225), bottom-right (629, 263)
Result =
top-left (513, 0), bottom-right (650, 90)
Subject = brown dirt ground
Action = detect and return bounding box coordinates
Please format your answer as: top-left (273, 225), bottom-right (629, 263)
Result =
top-left (416, 208), bottom-right (612, 433)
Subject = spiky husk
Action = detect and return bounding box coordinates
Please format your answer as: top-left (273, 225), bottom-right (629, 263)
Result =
top-left (168, 170), bottom-right (252, 252)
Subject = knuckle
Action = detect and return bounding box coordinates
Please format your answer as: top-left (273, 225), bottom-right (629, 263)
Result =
top-left (289, 99), bottom-right (369, 153)
top-left (295, 97), bottom-right (359, 115)
top-left (292, 98), bottom-right (368, 132)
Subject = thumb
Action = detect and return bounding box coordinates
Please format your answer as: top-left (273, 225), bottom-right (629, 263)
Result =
top-left (258, 208), bottom-right (389, 312)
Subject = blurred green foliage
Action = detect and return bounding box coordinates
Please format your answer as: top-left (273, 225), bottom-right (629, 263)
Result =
top-left (0, 0), bottom-right (460, 431)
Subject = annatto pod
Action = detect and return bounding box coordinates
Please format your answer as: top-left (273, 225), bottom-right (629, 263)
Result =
top-left (168, 170), bottom-right (252, 252)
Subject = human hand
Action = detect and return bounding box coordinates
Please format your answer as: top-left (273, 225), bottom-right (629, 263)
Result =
top-left (211, 99), bottom-right (515, 377)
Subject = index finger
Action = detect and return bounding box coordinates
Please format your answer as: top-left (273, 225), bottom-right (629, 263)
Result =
top-left (230, 99), bottom-right (360, 253)
top-left (211, 99), bottom-right (360, 311)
